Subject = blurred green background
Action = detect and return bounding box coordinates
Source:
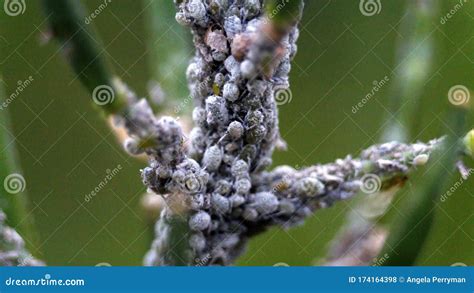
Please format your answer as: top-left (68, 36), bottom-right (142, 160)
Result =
top-left (0, 0), bottom-right (472, 266)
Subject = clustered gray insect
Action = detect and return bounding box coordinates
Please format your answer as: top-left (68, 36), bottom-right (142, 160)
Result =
top-left (140, 0), bottom-right (439, 266)
top-left (142, 0), bottom-right (300, 266)
top-left (0, 211), bottom-right (43, 266)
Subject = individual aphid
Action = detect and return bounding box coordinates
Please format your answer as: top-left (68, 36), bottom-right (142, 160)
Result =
top-left (211, 193), bottom-right (230, 214)
top-left (224, 15), bottom-right (242, 39)
top-left (234, 178), bottom-right (251, 194)
top-left (296, 177), bottom-right (325, 198)
top-left (229, 194), bottom-right (245, 207)
top-left (227, 121), bottom-right (244, 140)
top-left (205, 95), bottom-right (229, 126)
top-left (202, 145), bottom-right (223, 171)
top-left (250, 192), bottom-right (279, 215)
top-left (224, 55), bottom-right (241, 78)
top-left (215, 179), bottom-right (232, 195)
top-left (214, 73), bottom-right (225, 88)
top-left (189, 211), bottom-right (211, 231)
top-left (231, 159), bottom-right (249, 178)
top-left (223, 82), bottom-right (240, 102)
top-left (186, 0), bottom-right (208, 27)
top-left (413, 154), bottom-right (429, 166)
top-left (185, 172), bottom-right (208, 194)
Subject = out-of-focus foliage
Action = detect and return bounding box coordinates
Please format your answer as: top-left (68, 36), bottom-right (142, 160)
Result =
top-left (0, 0), bottom-right (472, 265)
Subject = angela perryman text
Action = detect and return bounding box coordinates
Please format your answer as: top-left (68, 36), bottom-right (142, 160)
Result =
top-left (348, 276), bottom-right (467, 284)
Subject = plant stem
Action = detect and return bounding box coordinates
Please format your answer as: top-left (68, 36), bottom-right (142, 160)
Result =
top-left (146, 0), bottom-right (191, 113)
top-left (0, 75), bottom-right (37, 249)
top-left (323, 0), bottom-right (440, 266)
top-left (380, 105), bottom-right (468, 265)
top-left (382, 0), bottom-right (438, 142)
top-left (41, 0), bottom-right (127, 115)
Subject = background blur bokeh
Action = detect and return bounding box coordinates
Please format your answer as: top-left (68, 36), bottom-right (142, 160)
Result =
top-left (0, 0), bottom-right (472, 266)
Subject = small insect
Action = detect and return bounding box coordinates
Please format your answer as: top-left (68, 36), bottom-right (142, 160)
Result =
top-left (227, 121), bottom-right (244, 140)
top-left (296, 177), bottom-right (325, 198)
top-left (250, 192), bottom-right (279, 215)
top-left (223, 82), bottom-right (240, 102)
top-left (211, 193), bottom-right (231, 214)
top-left (234, 178), bottom-right (251, 195)
top-left (413, 154), bottom-right (429, 166)
top-left (202, 145), bottom-right (223, 171)
top-left (231, 159), bottom-right (249, 178)
top-left (189, 211), bottom-right (211, 231)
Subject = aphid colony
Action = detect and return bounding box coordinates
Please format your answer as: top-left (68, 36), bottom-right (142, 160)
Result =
top-left (140, 0), bottom-right (438, 266)
top-left (142, 0), bottom-right (301, 266)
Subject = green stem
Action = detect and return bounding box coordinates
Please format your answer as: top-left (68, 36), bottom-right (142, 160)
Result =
top-left (146, 0), bottom-right (191, 113)
top-left (41, 0), bottom-right (127, 115)
top-left (0, 75), bottom-right (37, 250)
top-left (382, 0), bottom-right (438, 142)
top-left (380, 105), bottom-right (467, 266)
